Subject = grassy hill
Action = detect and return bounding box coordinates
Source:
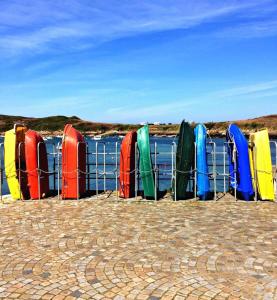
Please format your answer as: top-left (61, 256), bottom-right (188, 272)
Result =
top-left (0, 115), bottom-right (137, 135)
top-left (205, 115), bottom-right (277, 136)
top-left (0, 114), bottom-right (276, 137)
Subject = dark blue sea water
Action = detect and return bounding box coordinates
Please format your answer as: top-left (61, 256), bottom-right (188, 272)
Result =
top-left (0, 136), bottom-right (276, 196)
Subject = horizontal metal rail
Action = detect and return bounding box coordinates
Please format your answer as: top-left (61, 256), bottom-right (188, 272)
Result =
top-left (0, 138), bottom-right (276, 202)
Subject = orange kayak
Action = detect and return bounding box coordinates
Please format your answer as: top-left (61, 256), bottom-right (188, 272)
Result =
top-left (62, 124), bottom-right (86, 199)
top-left (25, 130), bottom-right (49, 199)
top-left (119, 131), bottom-right (137, 198)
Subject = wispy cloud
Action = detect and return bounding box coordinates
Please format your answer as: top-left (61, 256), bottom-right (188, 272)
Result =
top-left (104, 79), bottom-right (277, 122)
top-left (0, 22), bottom-right (91, 55)
top-left (215, 20), bottom-right (277, 39)
top-left (213, 80), bottom-right (277, 97)
top-left (0, 0), bottom-right (275, 56)
top-left (0, 78), bottom-right (276, 122)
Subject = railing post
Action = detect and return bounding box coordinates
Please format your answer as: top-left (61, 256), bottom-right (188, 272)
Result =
top-left (233, 143), bottom-right (237, 201)
top-left (48, 141), bottom-right (55, 197)
top-left (208, 142), bottom-right (217, 201)
top-left (18, 142), bottom-right (23, 200)
top-left (223, 143), bottom-right (226, 194)
top-left (77, 142), bottom-right (79, 200)
top-left (135, 142), bottom-right (138, 200)
top-left (213, 142), bottom-right (217, 200)
top-left (53, 143), bottom-right (56, 192)
top-left (37, 142), bottom-right (42, 200)
top-left (115, 142), bottom-right (118, 200)
top-left (154, 142), bottom-right (157, 201)
top-left (95, 142), bottom-right (98, 197)
top-left (171, 142), bottom-right (174, 184)
top-left (170, 143), bottom-right (173, 200)
top-left (174, 142), bottom-right (177, 202)
top-left (0, 143), bottom-right (3, 201)
top-left (270, 141), bottom-right (277, 201)
top-left (103, 143), bottom-right (106, 193)
top-left (194, 142), bottom-right (197, 199)
top-left (57, 142), bottom-right (60, 200)
top-left (87, 144), bottom-right (90, 192)
top-left (253, 144), bottom-right (258, 202)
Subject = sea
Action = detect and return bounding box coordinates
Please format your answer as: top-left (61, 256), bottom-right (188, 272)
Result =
top-left (0, 136), bottom-right (276, 196)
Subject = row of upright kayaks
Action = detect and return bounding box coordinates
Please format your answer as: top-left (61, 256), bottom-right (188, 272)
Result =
top-left (4, 124), bottom-right (86, 200)
top-left (227, 123), bottom-right (274, 201)
top-left (120, 121), bottom-right (275, 201)
top-left (2, 121), bottom-right (275, 201)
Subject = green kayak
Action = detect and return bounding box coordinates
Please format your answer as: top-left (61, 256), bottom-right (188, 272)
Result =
top-left (137, 125), bottom-right (156, 199)
top-left (173, 121), bottom-right (195, 200)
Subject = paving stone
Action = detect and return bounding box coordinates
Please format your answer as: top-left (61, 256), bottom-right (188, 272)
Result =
top-left (70, 290), bottom-right (82, 298)
top-left (0, 194), bottom-right (276, 299)
top-left (22, 270), bottom-right (33, 275)
top-left (41, 272), bottom-right (51, 279)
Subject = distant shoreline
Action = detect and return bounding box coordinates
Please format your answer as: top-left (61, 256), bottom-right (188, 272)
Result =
top-left (1, 131), bottom-right (276, 139)
top-left (0, 114), bottom-right (276, 138)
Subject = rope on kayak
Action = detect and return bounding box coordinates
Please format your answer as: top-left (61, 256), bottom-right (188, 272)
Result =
top-left (175, 168), bottom-right (196, 174)
top-left (216, 170), bottom-right (236, 177)
top-left (5, 166), bottom-right (274, 177)
top-left (254, 169), bottom-right (273, 175)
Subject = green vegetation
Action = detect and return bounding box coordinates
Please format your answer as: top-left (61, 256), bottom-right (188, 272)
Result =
top-left (0, 114), bottom-right (276, 136)
top-left (240, 122), bottom-right (262, 129)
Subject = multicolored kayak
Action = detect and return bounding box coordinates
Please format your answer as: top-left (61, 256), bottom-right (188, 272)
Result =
top-left (62, 124), bottom-right (86, 199)
top-left (137, 125), bottom-right (155, 199)
top-left (173, 121), bottom-right (194, 200)
top-left (119, 131), bottom-right (137, 198)
top-left (226, 124), bottom-right (254, 200)
top-left (25, 130), bottom-right (49, 199)
top-left (249, 129), bottom-right (274, 200)
top-left (4, 124), bottom-right (29, 200)
top-left (194, 124), bottom-right (210, 200)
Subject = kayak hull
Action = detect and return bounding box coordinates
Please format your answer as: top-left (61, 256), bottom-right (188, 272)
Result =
top-left (119, 131), bottom-right (137, 198)
top-left (249, 129), bottom-right (274, 200)
top-left (194, 124), bottom-right (210, 200)
top-left (4, 125), bottom-right (29, 200)
top-left (226, 124), bottom-right (254, 200)
top-left (25, 130), bottom-right (49, 199)
top-left (62, 124), bottom-right (86, 199)
top-left (173, 121), bottom-right (194, 200)
top-left (137, 125), bottom-right (155, 199)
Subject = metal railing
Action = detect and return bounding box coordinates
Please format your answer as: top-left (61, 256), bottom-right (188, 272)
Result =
top-left (0, 139), bottom-right (276, 202)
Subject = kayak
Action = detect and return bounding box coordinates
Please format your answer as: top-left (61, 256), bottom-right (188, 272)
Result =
top-left (194, 124), bottom-right (210, 200)
top-left (137, 125), bottom-right (155, 199)
top-left (4, 124), bottom-right (29, 200)
top-left (226, 124), bottom-right (254, 200)
top-left (62, 124), bottom-right (86, 199)
top-left (25, 130), bottom-right (49, 199)
top-left (119, 131), bottom-right (137, 198)
top-left (249, 129), bottom-right (274, 200)
top-left (173, 121), bottom-right (194, 200)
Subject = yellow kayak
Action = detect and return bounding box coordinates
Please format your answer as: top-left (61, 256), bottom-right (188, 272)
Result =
top-left (4, 125), bottom-right (29, 200)
top-left (249, 129), bottom-right (274, 201)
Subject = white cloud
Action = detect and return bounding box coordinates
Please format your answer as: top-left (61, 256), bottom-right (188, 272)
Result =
top-left (215, 20), bottom-right (277, 39)
top-left (104, 79), bottom-right (277, 121)
top-left (0, 78), bottom-right (276, 122)
top-left (212, 80), bottom-right (277, 97)
top-left (0, 0), bottom-right (275, 56)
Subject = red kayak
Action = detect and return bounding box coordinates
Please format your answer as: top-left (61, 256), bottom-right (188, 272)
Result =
top-left (119, 131), bottom-right (137, 198)
top-left (62, 124), bottom-right (86, 199)
top-left (25, 130), bottom-right (49, 199)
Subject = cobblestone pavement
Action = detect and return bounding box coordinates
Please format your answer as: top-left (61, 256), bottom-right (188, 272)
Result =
top-left (0, 194), bottom-right (277, 300)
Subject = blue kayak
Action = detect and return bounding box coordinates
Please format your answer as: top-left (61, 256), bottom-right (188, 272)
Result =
top-left (194, 124), bottom-right (210, 200)
top-left (226, 124), bottom-right (254, 200)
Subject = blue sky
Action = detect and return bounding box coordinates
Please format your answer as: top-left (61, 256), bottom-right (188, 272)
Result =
top-left (0, 0), bottom-right (276, 123)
